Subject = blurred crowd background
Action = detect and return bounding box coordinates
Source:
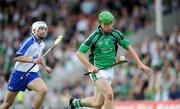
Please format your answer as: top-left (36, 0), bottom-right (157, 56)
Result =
top-left (0, 0), bottom-right (180, 109)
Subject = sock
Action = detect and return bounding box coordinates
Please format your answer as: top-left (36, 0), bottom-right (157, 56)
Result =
top-left (72, 99), bottom-right (81, 108)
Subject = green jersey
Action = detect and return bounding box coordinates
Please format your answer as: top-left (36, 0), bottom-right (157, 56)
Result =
top-left (78, 27), bottom-right (129, 69)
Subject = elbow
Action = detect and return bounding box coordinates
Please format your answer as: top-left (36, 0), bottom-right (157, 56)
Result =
top-left (75, 51), bottom-right (81, 57)
top-left (75, 51), bottom-right (79, 56)
top-left (13, 54), bottom-right (22, 61)
top-left (75, 51), bottom-right (84, 58)
top-left (14, 55), bottom-right (21, 61)
top-left (14, 57), bottom-right (18, 61)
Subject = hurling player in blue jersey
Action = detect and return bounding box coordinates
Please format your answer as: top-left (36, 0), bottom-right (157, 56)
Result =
top-left (0, 21), bottom-right (53, 109)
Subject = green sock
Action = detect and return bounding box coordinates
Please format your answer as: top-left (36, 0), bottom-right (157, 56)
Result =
top-left (72, 99), bottom-right (81, 107)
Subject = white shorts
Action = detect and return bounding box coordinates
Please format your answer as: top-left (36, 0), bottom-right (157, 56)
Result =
top-left (89, 68), bottom-right (114, 85)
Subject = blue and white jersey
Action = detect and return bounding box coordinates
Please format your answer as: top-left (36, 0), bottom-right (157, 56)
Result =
top-left (14, 34), bottom-right (45, 72)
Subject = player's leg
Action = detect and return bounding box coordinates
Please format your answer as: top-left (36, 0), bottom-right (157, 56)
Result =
top-left (70, 69), bottom-right (114, 109)
top-left (69, 88), bottom-right (104, 109)
top-left (95, 77), bottom-right (114, 109)
top-left (0, 91), bottom-right (18, 109)
top-left (80, 86), bottom-right (105, 109)
top-left (27, 78), bottom-right (48, 109)
top-left (0, 70), bottom-right (23, 109)
top-left (69, 74), bottom-right (105, 109)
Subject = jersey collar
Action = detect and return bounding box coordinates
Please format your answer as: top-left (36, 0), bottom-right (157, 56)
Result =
top-left (96, 26), bottom-right (114, 35)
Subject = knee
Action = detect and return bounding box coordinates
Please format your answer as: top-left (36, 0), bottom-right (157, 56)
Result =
top-left (2, 99), bottom-right (14, 108)
top-left (95, 101), bottom-right (104, 109)
top-left (105, 92), bottom-right (114, 101)
top-left (38, 87), bottom-right (48, 95)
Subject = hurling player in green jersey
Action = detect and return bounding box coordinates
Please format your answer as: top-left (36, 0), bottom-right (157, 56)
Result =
top-left (69, 10), bottom-right (151, 109)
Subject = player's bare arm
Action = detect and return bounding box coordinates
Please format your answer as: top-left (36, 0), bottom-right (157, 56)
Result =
top-left (39, 58), bottom-right (53, 73)
top-left (76, 51), bottom-right (99, 73)
top-left (14, 55), bottom-right (35, 63)
top-left (127, 45), bottom-right (151, 73)
top-left (14, 55), bottom-right (44, 64)
top-left (14, 55), bottom-right (53, 73)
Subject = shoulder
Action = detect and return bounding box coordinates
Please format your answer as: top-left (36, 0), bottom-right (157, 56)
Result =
top-left (112, 29), bottom-right (124, 36)
top-left (85, 30), bottom-right (99, 44)
top-left (16, 36), bottom-right (35, 54)
top-left (89, 27), bottom-right (103, 38)
top-left (88, 30), bottom-right (99, 39)
top-left (20, 36), bottom-right (34, 47)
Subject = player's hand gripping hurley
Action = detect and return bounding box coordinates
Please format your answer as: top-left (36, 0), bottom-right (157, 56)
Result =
top-left (20, 35), bottom-right (63, 79)
top-left (84, 56), bottom-right (128, 76)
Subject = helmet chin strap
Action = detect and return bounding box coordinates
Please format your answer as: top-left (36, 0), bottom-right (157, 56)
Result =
top-left (33, 34), bottom-right (46, 41)
top-left (37, 33), bottom-right (47, 40)
top-left (99, 26), bottom-right (112, 34)
top-left (38, 36), bottom-right (46, 40)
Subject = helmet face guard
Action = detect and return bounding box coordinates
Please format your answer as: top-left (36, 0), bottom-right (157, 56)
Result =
top-left (98, 11), bottom-right (114, 25)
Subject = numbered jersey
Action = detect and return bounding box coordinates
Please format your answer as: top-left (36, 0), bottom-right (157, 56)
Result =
top-left (78, 27), bottom-right (129, 69)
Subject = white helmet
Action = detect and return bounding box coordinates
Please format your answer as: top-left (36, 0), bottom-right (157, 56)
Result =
top-left (31, 21), bottom-right (48, 36)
